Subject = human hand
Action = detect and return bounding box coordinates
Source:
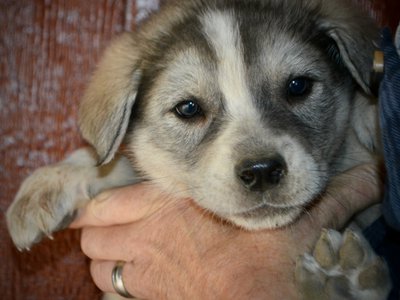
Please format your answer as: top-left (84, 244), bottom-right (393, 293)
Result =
top-left (70, 163), bottom-right (383, 300)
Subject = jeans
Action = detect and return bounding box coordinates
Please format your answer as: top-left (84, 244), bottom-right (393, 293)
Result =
top-left (364, 26), bottom-right (400, 300)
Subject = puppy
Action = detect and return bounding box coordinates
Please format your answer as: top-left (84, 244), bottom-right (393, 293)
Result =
top-left (6, 0), bottom-right (391, 298)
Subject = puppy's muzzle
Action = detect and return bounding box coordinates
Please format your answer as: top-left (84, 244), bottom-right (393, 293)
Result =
top-left (236, 156), bottom-right (286, 192)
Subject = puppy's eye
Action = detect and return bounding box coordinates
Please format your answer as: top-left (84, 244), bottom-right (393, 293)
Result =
top-left (174, 100), bottom-right (203, 119)
top-left (287, 77), bottom-right (312, 98)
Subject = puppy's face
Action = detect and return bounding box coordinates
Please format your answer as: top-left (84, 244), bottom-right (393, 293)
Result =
top-left (80, 0), bottom-right (377, 229)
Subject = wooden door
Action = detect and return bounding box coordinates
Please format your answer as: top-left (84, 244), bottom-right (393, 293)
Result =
top-left (0, 1), bottom-right (398, 299)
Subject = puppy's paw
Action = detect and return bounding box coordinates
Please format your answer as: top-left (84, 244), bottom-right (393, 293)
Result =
top-left (6, 163), bottom-right (91, 250)
top-left (295, 229), bottom-right (391, 300)
top-left (7, 148), bottom-right (137, 251)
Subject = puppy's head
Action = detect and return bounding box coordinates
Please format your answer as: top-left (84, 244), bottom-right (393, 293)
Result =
top-left (79, 0), bottom-right (379, 229)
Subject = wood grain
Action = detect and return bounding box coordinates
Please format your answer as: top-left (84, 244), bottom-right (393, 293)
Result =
top-left (0, 1), bottom-right (160, 299)
top-left (0, 1), bottom-right (397, 299)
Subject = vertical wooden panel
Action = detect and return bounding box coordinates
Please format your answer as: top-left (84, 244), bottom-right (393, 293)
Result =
top-left (0, 1), bottom-right (151, 299)
top-left (354, 0), bottom-right (400, 31)
top-left (0, 1), bottom-right (397, 299)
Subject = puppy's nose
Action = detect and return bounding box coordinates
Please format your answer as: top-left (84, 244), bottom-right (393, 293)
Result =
top-left (236, 157), bottom-right (286, 192)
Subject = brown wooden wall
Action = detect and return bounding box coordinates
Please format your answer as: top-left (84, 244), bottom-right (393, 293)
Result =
top-left (0, 1), bottom-right (161, 299)
top-left (0, 1), bottom-right (398, 299)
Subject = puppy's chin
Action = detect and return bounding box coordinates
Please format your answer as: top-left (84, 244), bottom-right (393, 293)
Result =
top-left (226, 205), bottom-right (303, 230)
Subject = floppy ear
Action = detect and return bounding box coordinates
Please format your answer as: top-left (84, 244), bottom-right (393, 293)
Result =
top-left (317, 3), bottom-right (378, 94)
top-left (79, 33), bottom-right (142, 165)
top-left (324, 29), bottom-right (374, 94)
top-left (314, 3), bottom-right (381, 155)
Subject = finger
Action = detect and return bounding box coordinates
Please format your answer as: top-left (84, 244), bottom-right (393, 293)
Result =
top-left (90, 259), bottom-right (151, 300)
top-left (80, 223), bottom-right (140, 260)
top-left (80, 197), bottom-right (198, 261)
top-left (90, 254), bottom-right (188, 300)
top-left (300, 163), bottom-right (384, 231)
top-left (69, 183), bottom-right (174, 228)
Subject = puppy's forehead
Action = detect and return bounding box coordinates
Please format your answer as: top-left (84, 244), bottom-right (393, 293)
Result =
top-left (200, 10), bottom-right (257, 119)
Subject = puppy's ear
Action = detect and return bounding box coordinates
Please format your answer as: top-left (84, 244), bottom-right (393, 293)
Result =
top-left (79, 33), bottom-right (142, 165)
top-left (317, 3), bottom-right (378, 94)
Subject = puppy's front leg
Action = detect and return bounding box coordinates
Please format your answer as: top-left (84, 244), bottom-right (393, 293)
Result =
top-left (6, 148), bottom-right (137, 250)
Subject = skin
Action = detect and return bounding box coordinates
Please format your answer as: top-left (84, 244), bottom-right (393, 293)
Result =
top-left (70, 163), bottom-right (383, 299)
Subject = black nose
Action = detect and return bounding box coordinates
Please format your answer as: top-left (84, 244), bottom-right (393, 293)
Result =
top-left (236, 157), bottom-right (286, 192)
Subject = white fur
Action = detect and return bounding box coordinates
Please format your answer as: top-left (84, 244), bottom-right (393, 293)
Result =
top-left (201, 11), bottom-right (258, 119)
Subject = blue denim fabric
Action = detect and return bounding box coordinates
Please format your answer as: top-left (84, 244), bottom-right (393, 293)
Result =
top-left (380, 28), bottom-right (400, 232)
top-left (364, 28), bottom-right (400, 300)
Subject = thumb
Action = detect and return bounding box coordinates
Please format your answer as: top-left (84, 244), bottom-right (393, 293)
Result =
top-left (69, 183), bottom-right (174, 228)
top-left (299, 163), bottom-right (384, 231)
